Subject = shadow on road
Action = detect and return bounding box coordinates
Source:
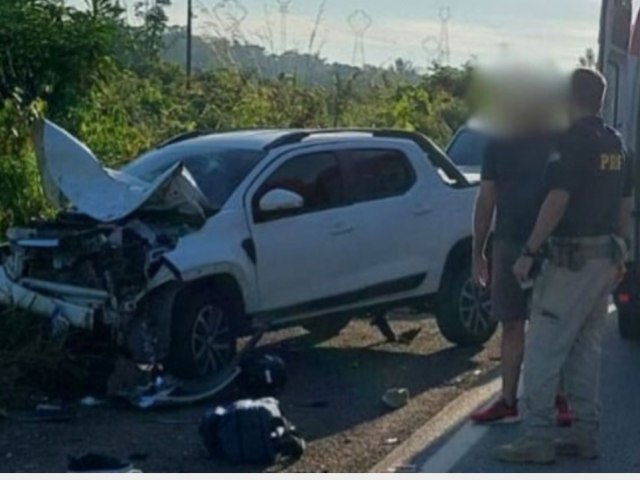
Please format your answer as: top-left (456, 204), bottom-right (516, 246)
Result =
top-left (261, 337), bottom-right (482, 442)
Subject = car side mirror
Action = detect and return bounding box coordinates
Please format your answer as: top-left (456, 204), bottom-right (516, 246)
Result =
top-left (259, 189), bottom-right (304, 213)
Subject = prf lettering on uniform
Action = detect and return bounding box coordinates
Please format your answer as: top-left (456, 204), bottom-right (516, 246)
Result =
top-left (600, 153), bottom-right (622, 171)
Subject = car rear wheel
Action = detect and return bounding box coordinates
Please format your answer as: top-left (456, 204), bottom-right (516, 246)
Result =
top-left (436, 264), bottom-right (496, 346)
top-left (165, 287), bottom-right (237, 379)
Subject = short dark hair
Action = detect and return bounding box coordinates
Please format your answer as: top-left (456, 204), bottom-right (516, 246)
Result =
top-left (571, 68), bottom-right (607, 114)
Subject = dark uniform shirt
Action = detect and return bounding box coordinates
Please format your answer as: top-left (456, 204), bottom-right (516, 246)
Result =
top-left (481, 134), bottom-right (557, 244)
top-left (545, 116), bottom-right (633, 238)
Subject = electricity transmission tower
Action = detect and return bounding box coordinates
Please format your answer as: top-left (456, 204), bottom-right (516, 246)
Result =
top-left (276, 0), bottom-right (293, 53)
top-left (348, 9), bottom-right (372, 67)
top-left (212, 0), bottom-right (248, 42)
top-left (437, 6), bottom-right (451, 64)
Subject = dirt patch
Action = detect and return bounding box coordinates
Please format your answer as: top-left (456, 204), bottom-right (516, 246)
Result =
top-left (0, 315), bottom-right (500, 472)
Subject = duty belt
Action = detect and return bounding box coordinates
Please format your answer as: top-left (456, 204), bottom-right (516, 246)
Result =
top-left (546, 235), bottom-right (627, 271)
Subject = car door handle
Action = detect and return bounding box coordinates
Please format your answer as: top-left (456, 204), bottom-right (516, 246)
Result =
top-left (330, 222), bottom-right (354, 235)
top-left (412, 204), bottom-right (433, 216)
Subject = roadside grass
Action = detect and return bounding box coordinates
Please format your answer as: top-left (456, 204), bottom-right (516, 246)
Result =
top-left (0, 309), bottom-right (99, 408)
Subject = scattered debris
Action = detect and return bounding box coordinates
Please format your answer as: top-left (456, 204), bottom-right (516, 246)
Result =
top-left (79, 396), bottom-right (106, 407)
top-left (129, 367), bottom-right (240, 409)
top-left (67, 453), bottom-right (141, 473)
top-left (381, 388), bottom-right (410, 410)
top-left (384, 437), bottom-right (399, 445)
top-left (237, 353), bottom-right (288, 398)
top-left (473, 369), bottom-right (482, 376)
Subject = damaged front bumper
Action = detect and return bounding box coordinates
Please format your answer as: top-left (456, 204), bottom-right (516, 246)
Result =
top-left (0, 266), bottom-right (101, 329)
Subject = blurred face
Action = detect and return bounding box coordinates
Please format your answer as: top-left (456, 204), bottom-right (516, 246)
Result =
top-left (471, 62), bottom-right (569, 137)
top-left (568, 98), bottom-right (582, 122)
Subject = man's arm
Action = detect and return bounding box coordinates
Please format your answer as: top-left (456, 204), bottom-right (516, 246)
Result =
top-left (473, 181), bottom-right (496, 258)
top-left (523, 189), bottom-right (570, 253)
top-left (512, 189), bottom-right (569, 284)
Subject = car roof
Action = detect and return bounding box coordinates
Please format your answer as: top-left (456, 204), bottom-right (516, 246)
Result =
top-left (157, 129), bottom-right (416, 152)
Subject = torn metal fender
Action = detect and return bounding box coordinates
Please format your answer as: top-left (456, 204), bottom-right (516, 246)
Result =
top-left (0, 267), bottom-right (95, 329)
top-left (32, 120), bottom-right (214, 222)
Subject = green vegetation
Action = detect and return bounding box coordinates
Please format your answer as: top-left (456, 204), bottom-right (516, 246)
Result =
top-left (0, 0), bottom-right (473, 402)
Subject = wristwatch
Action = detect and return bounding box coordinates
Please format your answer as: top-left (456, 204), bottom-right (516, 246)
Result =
top-left (521, 245), bottom-right (537, 258)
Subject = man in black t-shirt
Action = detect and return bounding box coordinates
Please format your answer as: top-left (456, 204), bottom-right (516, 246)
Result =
top-left (495, 69), bottom-right (633, 464)
top-left (471, 133), bottom-right (573, 425)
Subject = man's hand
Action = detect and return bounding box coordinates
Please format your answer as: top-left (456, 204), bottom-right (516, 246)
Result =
top-left (614, 263), bottom-right (627, 289)
top-left (473, 254), bottom-right (490, 287)
top-left (513, 255), bottom-right (534, 285)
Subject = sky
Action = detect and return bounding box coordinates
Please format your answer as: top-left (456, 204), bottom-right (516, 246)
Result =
top-left (69, 0), bottom-right (606, 69)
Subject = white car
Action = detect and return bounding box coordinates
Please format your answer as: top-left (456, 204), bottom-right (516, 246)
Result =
top-left (0, 121), bottom-right (493, 378)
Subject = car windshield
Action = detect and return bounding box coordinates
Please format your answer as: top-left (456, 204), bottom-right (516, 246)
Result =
top-left (123, 142), bottom-right (265, 210)
top-left (447, 129), bottom-right (490, 168)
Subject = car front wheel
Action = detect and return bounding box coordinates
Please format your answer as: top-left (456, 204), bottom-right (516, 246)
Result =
top-left (436, 264), bottom-right (496, 346)
top-left (165, 287), bottom-right (237, 379)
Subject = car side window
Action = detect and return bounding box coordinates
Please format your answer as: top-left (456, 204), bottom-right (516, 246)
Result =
top-left (346, 149), bottom-right (415, 203)
top-left (254, 152), bottom-right (343, 222)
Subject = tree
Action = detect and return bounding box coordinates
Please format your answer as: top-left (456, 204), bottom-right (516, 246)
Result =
top-left (0, 0), bottom-right (124, 118)
top-left (132, 0), bottom-right (172, 62)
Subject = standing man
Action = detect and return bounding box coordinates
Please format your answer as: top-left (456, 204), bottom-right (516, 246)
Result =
top-left (495, 68), bottom-right (633, 463)
top-left (471, 123), bottom-right (571, 425)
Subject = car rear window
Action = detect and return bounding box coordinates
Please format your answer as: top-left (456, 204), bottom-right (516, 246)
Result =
top-left (447, 129), bottom-right (490, 167)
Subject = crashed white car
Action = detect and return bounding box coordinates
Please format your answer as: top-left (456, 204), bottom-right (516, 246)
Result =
top-left (0, 121), bottom-right (492, 378)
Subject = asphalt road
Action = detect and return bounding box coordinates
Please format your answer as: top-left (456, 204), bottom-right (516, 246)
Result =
top-left (0, 315), bottom-right (501, 473)
top-left (416, 309), bottom-right (640, 473)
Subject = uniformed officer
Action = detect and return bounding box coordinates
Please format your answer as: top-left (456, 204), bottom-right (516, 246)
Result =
top-left (494, 68), bottom-right (633, 464)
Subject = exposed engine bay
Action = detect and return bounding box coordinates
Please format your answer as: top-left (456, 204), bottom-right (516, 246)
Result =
top-left (0, 211), bottom-right (202, 367)
top-left (5, 213), bottom-right (189, 301)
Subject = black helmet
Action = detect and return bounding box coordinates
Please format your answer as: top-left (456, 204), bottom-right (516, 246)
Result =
top-left (237, 353), bottom-right (287, 398)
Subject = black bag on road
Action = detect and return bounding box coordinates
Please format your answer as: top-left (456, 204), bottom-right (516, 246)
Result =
top-left (199, 397), bottom-right (305, 465)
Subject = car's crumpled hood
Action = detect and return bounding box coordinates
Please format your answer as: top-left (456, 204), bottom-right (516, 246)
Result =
top-left (32, 120), bottom-right (214, 223)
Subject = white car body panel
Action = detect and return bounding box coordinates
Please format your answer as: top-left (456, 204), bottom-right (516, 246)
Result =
top-left (242, 144), bottom-right (362, 312)
top-left (160, 208), bottom-right (260, 312)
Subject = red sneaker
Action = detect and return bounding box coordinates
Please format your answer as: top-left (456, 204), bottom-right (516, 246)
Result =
top-left (471, 399), bottom-right (520, 424)
top-left (555, 395), bottom-right (573, 427)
